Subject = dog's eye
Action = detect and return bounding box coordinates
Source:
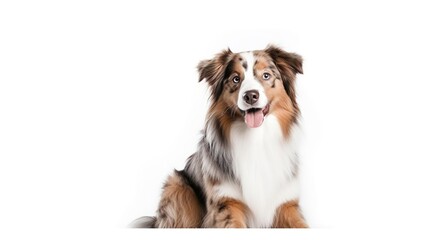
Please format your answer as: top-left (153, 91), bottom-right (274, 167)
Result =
top-left (262, 73), bottom-right (271, 80)
top-left (232, 76), bottom-right (240, 83)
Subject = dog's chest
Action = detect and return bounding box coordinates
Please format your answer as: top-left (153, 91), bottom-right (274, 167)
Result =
top-left (229, 116), bottom-right (300, 227)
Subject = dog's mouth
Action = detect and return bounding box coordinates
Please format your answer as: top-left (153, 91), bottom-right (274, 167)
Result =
top-left (244, 104), bottom-right (270, 128)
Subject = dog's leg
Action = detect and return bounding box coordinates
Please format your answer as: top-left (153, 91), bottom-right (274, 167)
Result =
top-left (203, 197), bottom-right (249, 228)
top-left (272, 200), bottom-right (308, 228)
top-left (155, 171), bottom-right (204, 228)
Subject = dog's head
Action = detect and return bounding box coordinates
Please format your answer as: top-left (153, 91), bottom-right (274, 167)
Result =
top-left (198, 45), bottom-right (302, 133)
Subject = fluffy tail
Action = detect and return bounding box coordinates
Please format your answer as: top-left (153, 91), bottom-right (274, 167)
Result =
top-left (129, 216), bottom-right (157, 228)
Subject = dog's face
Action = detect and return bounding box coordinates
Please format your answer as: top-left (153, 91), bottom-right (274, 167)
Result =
top-left (198, 45), bottom-right (303, 131)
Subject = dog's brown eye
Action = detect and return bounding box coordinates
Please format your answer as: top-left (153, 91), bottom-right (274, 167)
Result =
top-left (232, 76), bottom-right (240, 83)
top-left (262, 73), bottom-right (271, 80)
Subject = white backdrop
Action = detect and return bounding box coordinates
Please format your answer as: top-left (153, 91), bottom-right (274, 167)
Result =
top-left (1, 0), bottom-right (429, 239)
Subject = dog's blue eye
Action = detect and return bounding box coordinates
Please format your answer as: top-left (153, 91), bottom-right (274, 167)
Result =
top-left (232, 76), bottom-right (240, 83)
top-left (262, 73), bottom-right (271, 80)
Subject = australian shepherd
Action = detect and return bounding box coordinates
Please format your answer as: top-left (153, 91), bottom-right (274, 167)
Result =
top-left (131, 45), bottom-right (308, 228)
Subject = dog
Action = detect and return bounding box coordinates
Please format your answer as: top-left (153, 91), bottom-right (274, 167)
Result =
top-left (131, 45), bottom-right (308, 228)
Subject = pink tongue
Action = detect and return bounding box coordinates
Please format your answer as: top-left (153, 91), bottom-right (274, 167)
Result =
top-left (244, 110), bottom-right (264, 128)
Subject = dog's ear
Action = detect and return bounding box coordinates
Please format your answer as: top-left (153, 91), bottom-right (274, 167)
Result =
top-left (265, 45), bottom-right (303, 110)
top-left (197, 48), bottom-right (233, 86)
top-left (265, 45), bottom-right (303, 77)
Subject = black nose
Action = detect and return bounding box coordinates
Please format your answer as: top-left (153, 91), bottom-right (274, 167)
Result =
top-left (243, 90), bottom-right (259, 105)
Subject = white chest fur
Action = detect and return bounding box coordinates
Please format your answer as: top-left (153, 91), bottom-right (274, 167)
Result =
top-left (229, 115), bottom-right (301, 227)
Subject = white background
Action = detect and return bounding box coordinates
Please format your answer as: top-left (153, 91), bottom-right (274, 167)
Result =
top-left (1, 0), bottom-right (429, 239)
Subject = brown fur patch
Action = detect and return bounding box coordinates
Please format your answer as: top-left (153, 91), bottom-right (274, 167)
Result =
top-left (198, 49), bottom-right (234, 86)
top-left (263, 45), bottom-right (303, 111)
top-left (225, 57), bottom-right (245, 94)
top-left (155, 172), bottom-right (204, 228)
top-left (265, 80), bottom-right (297, 137)
top-left (203, 197), bottom-right (249, 228)
top-left (206, 56), bottom-right (246, 140)
top-left (208, 101), bottom-right (236, 142)
top-left (253, 52), bottom-right (298, 137)
top-left (272, 200), bottom-right (308, 228)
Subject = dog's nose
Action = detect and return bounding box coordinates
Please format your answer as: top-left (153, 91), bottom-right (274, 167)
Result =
top-left (243, 90), bottom-right (259, 105)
